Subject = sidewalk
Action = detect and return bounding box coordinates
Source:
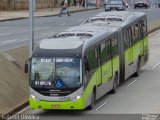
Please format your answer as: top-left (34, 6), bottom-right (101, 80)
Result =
top-left (0, 6), bottom-right (97, 21)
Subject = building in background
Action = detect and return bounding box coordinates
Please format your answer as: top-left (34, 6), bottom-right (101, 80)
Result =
top-left (0, 0), bottom-right (60, 11)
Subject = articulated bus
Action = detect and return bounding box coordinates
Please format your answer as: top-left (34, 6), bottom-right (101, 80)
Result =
top-left (25, 11), bottom-right (149, 110)
top-left (25, 24), bottom-right (120, 110)
top-left (82, 11), bottom-right (149, 81)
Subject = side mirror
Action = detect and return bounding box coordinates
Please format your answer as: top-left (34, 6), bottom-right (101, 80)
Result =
top-left (24, 59), bottom-right (29, 73)
top-left (24, 63), bottom-right (28, 73)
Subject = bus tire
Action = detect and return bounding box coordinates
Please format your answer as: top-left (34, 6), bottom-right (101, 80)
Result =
top-left (110, 74), bottom-right (118, 94)
top-left (134, 59), bottom-right (140, 77)
top-left (88, 90), bottom-right (95, 110)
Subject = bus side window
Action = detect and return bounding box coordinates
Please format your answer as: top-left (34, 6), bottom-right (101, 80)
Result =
top-left (106, 40), bottom-right (111, 60)
top-left (95, 45), bottom-right (100, 68)
top-left (128, 28), bottom-right (132, 46)
top-left (131, 25), bottom-right (136, 44)
top-left (86, 49), bottom-right (97, 72)
top-left (124, 30), bottom-right (128, 49)
top-left (135, 23), bottom-right (139, 41)
top-left (111, 36), bottom-right (118, 57)
top-left (142, 19), bottom-right (147, 36)
top-left (139, 21), bottom-right (143, 39)
top-left (100, 42), bottom-right (107, 64)
top-left (125, 28), bottom-right (132, 47)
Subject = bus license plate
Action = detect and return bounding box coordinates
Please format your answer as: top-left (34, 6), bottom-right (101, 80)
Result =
top-left (52, 104), bottom-right (60, 108)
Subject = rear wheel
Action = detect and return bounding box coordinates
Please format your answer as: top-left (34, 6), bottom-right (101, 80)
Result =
top-left (134, 59), bottom-right (140, 77)
top-left (110, 74), bottom-right (118, 94)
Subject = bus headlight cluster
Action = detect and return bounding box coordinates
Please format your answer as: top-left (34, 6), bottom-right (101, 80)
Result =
top-left (31, 94), bottom-right (40, 102)
top-left (72, 95), bottom-right (81, 102)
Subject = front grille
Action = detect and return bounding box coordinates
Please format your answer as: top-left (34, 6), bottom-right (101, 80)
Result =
top-left (32, 87), bottom-right (79, 97)
top-left (39, 90), bottom-right (72, 96)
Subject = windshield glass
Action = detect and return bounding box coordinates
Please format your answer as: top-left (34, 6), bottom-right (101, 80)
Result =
top-left (30, 57), bottom-right (81, 89)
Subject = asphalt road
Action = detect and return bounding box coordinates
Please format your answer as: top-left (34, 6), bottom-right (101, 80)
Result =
top-left (0, 5), bottom-right (160, 51)
top-left (1, 5), bottom-right (160, 120)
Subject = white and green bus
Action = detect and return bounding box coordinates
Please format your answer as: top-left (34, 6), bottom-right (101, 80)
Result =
top-left (25, 11), bottom-right (148, 110)
top-left (25, 24), bottom-right (120, 110)
top-left (82, 11), bottom-right (149, 81)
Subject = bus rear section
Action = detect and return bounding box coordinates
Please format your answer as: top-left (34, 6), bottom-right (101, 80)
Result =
top-left (82, 11), bottom-right (149, 81)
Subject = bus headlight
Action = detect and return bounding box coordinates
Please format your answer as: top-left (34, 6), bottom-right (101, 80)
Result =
top-left (72, 95), bottom-right (81, 102)
top-left (31, 94), bottom-right (35, 99)
top-left (31, 94), bottom-right (40, 102)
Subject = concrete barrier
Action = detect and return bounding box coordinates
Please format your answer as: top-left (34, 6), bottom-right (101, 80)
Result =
top-left (0, 46), bottom-right (29, 115)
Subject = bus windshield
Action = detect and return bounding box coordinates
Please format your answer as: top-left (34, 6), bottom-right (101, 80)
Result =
top-left (30, 57), bottom-right (82, 89)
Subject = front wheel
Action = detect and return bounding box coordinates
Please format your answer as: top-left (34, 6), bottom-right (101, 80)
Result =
top-left (88, 91), bottom-right (95, 110)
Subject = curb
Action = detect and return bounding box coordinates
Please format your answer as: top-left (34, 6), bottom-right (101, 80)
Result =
top-left (0, 8), bottom-right (98, 22)
top-left (148, 26), bottom-right (160, 35)
top-left (0, 101), bottom-right (28, 120)
top-left (5, 101), bottom-right (29, 115)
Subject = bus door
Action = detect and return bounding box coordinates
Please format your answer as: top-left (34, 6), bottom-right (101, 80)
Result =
top-left (127, 28), bottom-right (133, 65)
top-left (100, 40), bottom-right (112, 84)
top-left (95, 46), bottom-right (102, 86)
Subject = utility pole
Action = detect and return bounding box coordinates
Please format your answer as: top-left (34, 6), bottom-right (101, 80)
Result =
top-left (29, 0), bottom-right (34, 57)
top-left (33, 0), bottom-right (36, 12)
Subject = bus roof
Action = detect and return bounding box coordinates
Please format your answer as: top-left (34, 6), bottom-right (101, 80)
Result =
top-left (83, 11), bottom-right (146, 27)
top-left (33, 24), bottom-right (118, 57)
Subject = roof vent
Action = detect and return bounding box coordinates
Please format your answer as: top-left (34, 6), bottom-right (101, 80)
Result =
top-left (50, 32), bottom-right (93, 38)
top-left (84, 15), bottom-right (126, 24)
top-left (105, 15), bottom-right (126, 22)
top-left (85, 17), bottom-right (108, 23)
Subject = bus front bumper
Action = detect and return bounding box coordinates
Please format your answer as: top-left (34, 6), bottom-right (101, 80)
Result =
top-left (29, 97), bottom-right (85, 110)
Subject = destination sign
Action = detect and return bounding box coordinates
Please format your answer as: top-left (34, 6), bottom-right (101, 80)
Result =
top-left (34, 81), bottom-right (52, 86)
top-left (56, 58), bottom-right (73, 63)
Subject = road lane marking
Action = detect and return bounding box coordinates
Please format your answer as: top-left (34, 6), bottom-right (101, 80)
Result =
top-left (0, 33), bottom-right (12, 36)
top-left (126, 79), bottom-right (137, 87)
top-left (1, 39), bottom-right (19, 44)
top-left (96, 101), bottom-right (109, 110)
top-left (0, 27), bottom-right (9, 30)
top-left (0, 39), bottom-right (28, 45)
top-left (153, 63), bottom-right (160, 69)
top-left (60, 23), bottom-right (66, 26)
top-left (77, 18), bottom-right (84, 22)
top-left (2, 53), bottom-right (15, 62)
top-left (35, 27), bottom-right (52, 31)
top-left (41, 32), bottom-right (55, 37)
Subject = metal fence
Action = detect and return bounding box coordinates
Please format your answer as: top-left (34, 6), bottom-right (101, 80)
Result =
top-left (0, 0), bottom-right (59, 11)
